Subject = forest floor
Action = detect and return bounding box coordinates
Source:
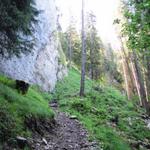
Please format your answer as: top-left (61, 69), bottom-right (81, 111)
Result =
top-left (0, 68), bottom-right (150, 150)
top-left (50, 68), bottom-right (150, 150)
top-left (30, 101), bottom-right (99, 150)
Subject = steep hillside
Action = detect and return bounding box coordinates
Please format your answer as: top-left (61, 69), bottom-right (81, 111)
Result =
top-left (0, 68), bottom-right (149, 150)
top-left (52, 68), bottom-right (150, 150)
top-left (0, 75), bottom-right (54, 149)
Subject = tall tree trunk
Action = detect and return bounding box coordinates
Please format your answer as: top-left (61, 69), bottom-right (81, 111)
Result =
top-left (89, 28), bottom-right (94, 80)
top-left (121, 54), bottom-right (130, 99)
top-left (80, 0), bottom-right (86, 96)
top-left (130, 60), bottom-right (142, 105)
top-left (68, 33), bottom-right (72, 67)
top-left (146, 55), bottom-right (150, 100)
top-left (132, 51), bottom-right (150, 114)
top-left (120, 37), bottom-right (135, 95)
top-left (142, 66), bottom-right (149, 102)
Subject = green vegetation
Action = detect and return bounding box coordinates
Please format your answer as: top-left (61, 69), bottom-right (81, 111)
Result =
top-left (53, 67), bottom-right (93, 99)
top-left (57, 39), bottom-right (67, 66)
top-left (0, 0), bottom-right (39, 58)
top-left (121, 0), bottom-right (150, 112)
top-left (0, 75), bottom-right (54, 144)
top-left (52, 68), bottom-right (150, 150)
top-left (0, 0), bottom-right (149, 149)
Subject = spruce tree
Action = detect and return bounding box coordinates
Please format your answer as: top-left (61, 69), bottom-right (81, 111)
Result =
top-left (0, 0), bottom-right (39, 58)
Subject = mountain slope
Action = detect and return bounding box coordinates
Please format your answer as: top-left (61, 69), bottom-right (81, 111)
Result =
top-left (0, 75), bottom-right (54, 148)
top-left (52, 68), bottom-right (150, 150)
top-left (0, 68), bottom-right (149, 150)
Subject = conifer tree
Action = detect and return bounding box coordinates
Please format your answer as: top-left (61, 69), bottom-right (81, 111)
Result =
top-left (80, 0), bottom-right (86, 96)
top-left (0, 0), bottom-right (39, 58)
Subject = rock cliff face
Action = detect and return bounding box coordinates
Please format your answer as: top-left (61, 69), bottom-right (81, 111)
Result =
top-left (0, 0), bottom-right (67, 91)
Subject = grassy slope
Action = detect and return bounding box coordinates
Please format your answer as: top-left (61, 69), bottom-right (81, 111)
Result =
top-left (0, 75), bottom-right (54, 145)
top-left (52, 68), bottom-right (150, 150)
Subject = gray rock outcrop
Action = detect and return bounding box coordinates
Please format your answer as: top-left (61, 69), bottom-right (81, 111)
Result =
top-left (0, 0), bottom-right (67, 91)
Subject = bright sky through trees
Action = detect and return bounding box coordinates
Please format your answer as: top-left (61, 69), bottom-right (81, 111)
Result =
top-left (56, 0), bottom-right (121, 50)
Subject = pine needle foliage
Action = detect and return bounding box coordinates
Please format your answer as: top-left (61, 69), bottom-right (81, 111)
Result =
top-left (0, 0), bottom-right (39, 58)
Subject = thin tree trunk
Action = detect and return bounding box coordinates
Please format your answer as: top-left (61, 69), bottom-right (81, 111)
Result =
top-left (146, 55), bottom-right (150, 100)
top-left (80, 0), bottom-right (86, 96)
top-left (142, 67), bottom-right (149, 102)
top-left (130, 60), bottom-right (142, 105)
top-left (121, 54), bottom-right (130, 99)
top-left (89, 28), bottom-right (94, 80)
top-left (68, 33), bottom-right (72, 67)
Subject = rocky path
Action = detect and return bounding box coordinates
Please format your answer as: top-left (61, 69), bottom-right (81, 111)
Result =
top-left (30, 102), bottom-right (99, 150)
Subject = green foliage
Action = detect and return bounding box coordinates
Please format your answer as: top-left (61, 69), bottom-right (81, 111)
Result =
top-left (122, 0), bottom-right (150, 61)
top-left (122, 0), bottom-right (150, 100)
top-left (0, 104), bottom-right (17, 142)
top-left (86, 26), bottom-right (104, 80)
top-left (0, 75), bottom-right (54, 143)
top-left (123, 0), bottom-right (150, 48)
top-left (59, 32), bottom-right (68, 57)
top-left (0, 0), bottom-right (39, 58)
top-left (53, 68), bottom-right (150, 150)
top-left (61, 26), bottom-right (81, 66)
top-left (53, 68), bottom-right (93, 99)
top-left (57, 38), bottom-right (67, 65)
top-left (104, 44), bottom-right (123, 85)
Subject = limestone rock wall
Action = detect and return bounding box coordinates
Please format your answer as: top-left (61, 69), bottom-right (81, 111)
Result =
top-left (0, 0), bottom-right (67, 91)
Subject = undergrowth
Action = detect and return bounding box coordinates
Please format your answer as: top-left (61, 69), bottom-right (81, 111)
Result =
top-left (0, 68), bottom-right (149, 150)
top-left (0, 75), bottom-right (54, 146)
top-left (52, 68), bottom-right (150, 150)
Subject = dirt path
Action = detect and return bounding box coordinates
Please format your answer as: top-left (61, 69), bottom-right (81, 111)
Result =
top-left (30, 103), bottom-right (99, 150)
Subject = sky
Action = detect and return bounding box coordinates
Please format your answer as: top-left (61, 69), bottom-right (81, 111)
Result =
top-left (56, 0), bottom-right (122, 50)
